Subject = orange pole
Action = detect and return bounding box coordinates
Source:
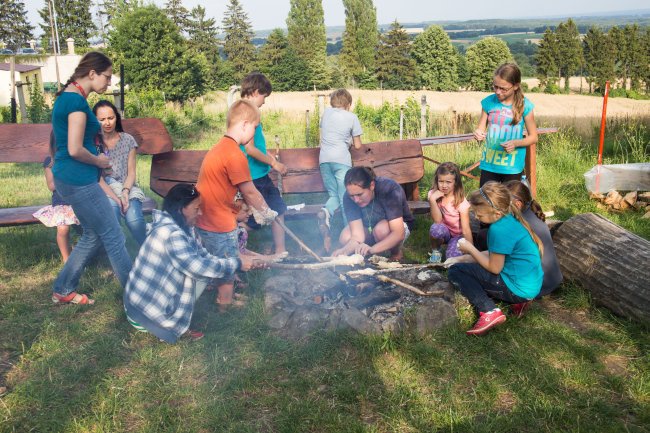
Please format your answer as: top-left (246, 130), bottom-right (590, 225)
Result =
top-left (597, 81), bottom-right (610, 165)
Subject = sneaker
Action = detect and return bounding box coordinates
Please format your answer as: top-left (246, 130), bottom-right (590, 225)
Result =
top-left (317, 207), bottom-right (331, 229)
top-left (466, 309), bottom-right (506, 336)
top-left (510, 301), bottom-right (532, 319)
top-left (184, 330), bottom-right (204, 341)
top-left (428, 249), bottom-right (442, 263)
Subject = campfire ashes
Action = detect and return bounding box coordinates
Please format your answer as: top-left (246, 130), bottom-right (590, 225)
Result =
top-left (263, 261), bottom-right (458, 339)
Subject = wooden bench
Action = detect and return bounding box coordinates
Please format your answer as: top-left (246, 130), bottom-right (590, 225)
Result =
top-left (0, 118), bottom-right (173, 227)
top-left (149, 128), bottom-right (559, 219)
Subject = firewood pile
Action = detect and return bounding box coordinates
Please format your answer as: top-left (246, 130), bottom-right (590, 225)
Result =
top-left (589, 191), bottom-right (650, 217)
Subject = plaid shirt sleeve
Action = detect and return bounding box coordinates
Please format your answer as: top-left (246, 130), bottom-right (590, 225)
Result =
top-left (165, 230), bottom-right (240, 280)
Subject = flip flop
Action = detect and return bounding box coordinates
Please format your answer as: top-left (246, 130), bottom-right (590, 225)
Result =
top-left (52, 291), bottom-right (95, 305)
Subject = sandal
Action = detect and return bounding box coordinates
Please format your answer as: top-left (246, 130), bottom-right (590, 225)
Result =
top-left (52, 291), bottom-right (95, 305)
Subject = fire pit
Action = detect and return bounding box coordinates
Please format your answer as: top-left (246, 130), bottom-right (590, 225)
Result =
top-left (263, 258), bottom-right (458, 339)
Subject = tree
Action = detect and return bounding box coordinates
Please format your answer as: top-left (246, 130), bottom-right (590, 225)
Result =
top-left (0, 0), bottom-right (34, 51)
top-left (555, 19), bottom-right (584, 92)
top-left (164, 0), bottom-right (190, 35)
top-left (257, 28), bottom-right (288, 73)
top-left (39, 0), bottom-right (96, 50)
top-left (340, 0), bottom-right (379, 83)
top-left (624, 25), bottom-right (645, 91)
top-left (608, 26), bottom-right (626, 89)
top-left (465, 37), bottom-right (512, 91)
top-left (109, 5), bottom-right (208, 101)
top-left (375, 20), bottom-right (417, 89)
top-left (535, 27), bottom-right (559, 88)
top-left (97, 0), bottom-right (137, 38)
top-left (221, 0), bottom-right (256, 82)
top-left (643, 28), bottom-right (650, 93)
top-left (411, 25), bottom-right (458, 91)
top-left (583, 26), bottom-right (616, 94)
top-left (286, 0), bottom-right (329, 89)
top-left (187, 5), bottom-right (223, 90)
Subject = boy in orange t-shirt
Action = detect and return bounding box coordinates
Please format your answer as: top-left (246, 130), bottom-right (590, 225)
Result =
top-left (195, 100), bottom-right (277, 308)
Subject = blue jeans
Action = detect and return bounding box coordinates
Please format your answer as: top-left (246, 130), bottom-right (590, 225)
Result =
top-left (196, 228), bottom-right (238, 283)
top-left (320, 162), bottom-right (350, 221)
top-left (53, 179), bottom-right (133, 295)
top-left (447, 263), bottom-right (528, 313)
top-left (109, 198), bottom-right (146, 245)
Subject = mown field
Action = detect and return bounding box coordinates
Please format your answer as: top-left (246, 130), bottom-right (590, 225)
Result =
top-left (0, 95), bottom-right (649, 432)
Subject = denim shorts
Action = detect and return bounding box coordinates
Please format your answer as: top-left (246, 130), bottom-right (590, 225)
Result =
top-left (196, 227), bottom-right (239, 282)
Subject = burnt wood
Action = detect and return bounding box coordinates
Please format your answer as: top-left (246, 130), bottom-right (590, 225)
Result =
top-left (553, 212), bottom-right (650, 324)
top-left (0, 118), bottom-right (173, 163)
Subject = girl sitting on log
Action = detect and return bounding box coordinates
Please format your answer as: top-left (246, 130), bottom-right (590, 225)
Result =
top-left (446, 181), bottom-right (543, 336)
top-left (504, 180), bottom-right (562, 300)
top-left (332, 166), bottom-right (415, 261)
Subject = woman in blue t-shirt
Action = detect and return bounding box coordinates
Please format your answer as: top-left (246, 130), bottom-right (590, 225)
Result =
top-left (473, 63), bottom-right (538, 186)
top-left (447, 181), bottom-right (544, 336)
top-left (50, 52), bottom-right (132, 305)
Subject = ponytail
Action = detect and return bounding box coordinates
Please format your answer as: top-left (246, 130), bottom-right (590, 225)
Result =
top-left (504, 180), bottom-right (545, 221)
top-left (511, 87), bottom-right (524, 126)
top-left (509, 202), bottom-right (544, 259)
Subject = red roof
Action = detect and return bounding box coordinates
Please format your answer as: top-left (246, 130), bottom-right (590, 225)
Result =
top-left (0, 63), bottom-right (42, 73)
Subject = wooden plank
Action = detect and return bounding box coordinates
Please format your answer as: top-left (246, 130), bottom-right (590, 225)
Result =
top-left (418, 127), bottom-right (558, 147)
top-left (0, 197), bottom-right (157, 228)
top-left (150, 150), bottom-right (207, 197)
top-left (351, 139), bottom-right (424, 184)
top-left (0, 118), bottom-right (172, 163)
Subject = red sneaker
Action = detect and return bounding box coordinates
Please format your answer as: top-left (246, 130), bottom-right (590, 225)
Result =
top-left (185, 330), bottom-right (204, 341)
top-left (466, 309), bottom-right (506, 336)
top-left (510, 301), bottom-right (532, 319)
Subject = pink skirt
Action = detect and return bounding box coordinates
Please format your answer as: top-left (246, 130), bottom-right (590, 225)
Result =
top-left (32, 205), bottom-right (79, 227)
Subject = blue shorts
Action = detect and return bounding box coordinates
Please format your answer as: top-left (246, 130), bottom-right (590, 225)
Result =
top-left (247, 174), bottom-right (287, 229)
top-left (196, 227), bottom-right (239, 283)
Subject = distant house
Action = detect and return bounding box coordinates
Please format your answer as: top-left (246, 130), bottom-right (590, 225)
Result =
top-left (0, 63), bottom-right (44, 106)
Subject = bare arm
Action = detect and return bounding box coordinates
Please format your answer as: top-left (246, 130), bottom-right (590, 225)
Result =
top-left (238, 180), bottom-right (269, 212)
top-left (67, 112), bottom-right (111, 168)
top-left (459, 241), bottom-right (505, 274)
top-left (332, 219), bottom-right (366, 256)
top-left (473, 110), bottom-right (488, 141)
top-left (352, 135), bottom-right (362, 150)
top-left (99, 176), bottom-right (122, 210)
top-left (427, 190), bottom-right (444, 223)
top-left (459, 206), bottom-right (473, 245)
top-left (243, 139), bottom-right (288, 175)
top-left (120, 148), bottom-right (138, 211)
top-left (501, 110), bottom-right (538, 153)
top-left (44, 166), bottom-right (55, 192)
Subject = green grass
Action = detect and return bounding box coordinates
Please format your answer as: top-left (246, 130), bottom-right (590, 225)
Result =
top-left (1, 109), bottom-right (649, 432)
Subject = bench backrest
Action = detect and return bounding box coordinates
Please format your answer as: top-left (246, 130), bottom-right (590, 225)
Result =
top-left (150, 139), bottom-right (424, 198)
top-left (0, 118), bottom-right (173, 163)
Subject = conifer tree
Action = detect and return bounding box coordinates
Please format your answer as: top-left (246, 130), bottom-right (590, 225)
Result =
top-left (286, 0), bottom-right (329, 89)
top-left (164, 0), bottom-right (190, 35)
top-left (97, 0), bottom-right (136, 37)
top-left (608, 26), bottom-right (625, 89)
top-left (222, 0), bottom-right (256, 82)
top-left (375, 20), bottom-right (416, 89)
top-left (0, 0), bottom-right (34, 51)
top-left (340, 0), bottom-right (379, 83)
top-left (411, 25), bottom-right (458, 91)
top-left (535, 27), bottom-right (559, 88)
top-left (257, 28), bottom-right (288, 72)
top-left (623, 24), bottom-right (645, 91)
top-left (187, 5), bottom-right (223, 90)
top-left (555, 19), bottom-right (584, 92)
top-left (39, 0), bottom-right (96, 50)
top-left (583, 26), bottom-right (616, 94)
top-left (465, 37), bottom-right (512, 91)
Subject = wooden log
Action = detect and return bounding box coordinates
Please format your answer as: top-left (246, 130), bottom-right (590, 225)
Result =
top-left (553, 213), bottom-right (650, 323)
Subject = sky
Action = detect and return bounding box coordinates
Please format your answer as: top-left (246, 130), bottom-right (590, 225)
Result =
top-left (21, 0), bottom-right (649, 35)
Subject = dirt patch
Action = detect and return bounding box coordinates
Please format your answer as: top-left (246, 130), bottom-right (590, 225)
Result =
top-left (538, 298), bottom-right (593, 335)
top-left (600, 354), bottom-right (630, 377)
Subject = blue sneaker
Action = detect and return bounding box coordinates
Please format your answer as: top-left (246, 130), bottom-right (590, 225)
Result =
top-left (428, 249), bottom-right (442, 263)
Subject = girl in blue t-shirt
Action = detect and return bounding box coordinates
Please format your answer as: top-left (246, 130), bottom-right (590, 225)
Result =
top-left (473, 63), bottom-right (538, 186)
top-left (447, 181), bottom-right (544, 336)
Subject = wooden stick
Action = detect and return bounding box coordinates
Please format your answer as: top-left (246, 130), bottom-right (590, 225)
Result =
top-left (346, 262), bottom-right (446, 278)
top-left (274, 217), bottom-right (324, 263)
top-left (376, 275), bottom-right (444, 297)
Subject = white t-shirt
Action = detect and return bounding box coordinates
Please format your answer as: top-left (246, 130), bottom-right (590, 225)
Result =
top-left (319, 107), bottom-right (363, 166)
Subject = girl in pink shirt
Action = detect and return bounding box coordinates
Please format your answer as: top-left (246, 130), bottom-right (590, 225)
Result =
top-left (427, 162), bottom-right (474, 262)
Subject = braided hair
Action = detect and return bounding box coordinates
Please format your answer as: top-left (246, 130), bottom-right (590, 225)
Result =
top-left (55, 51), bottom-right (112, 97)
top-left (504, 180), bottom-right (546, 222)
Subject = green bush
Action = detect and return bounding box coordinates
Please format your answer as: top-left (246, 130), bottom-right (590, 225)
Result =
top-left (544, 82), bottom-right (561, 94)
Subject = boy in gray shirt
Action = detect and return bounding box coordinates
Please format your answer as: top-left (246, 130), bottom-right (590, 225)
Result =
top-left (318, 89), bottom-right (363, 251)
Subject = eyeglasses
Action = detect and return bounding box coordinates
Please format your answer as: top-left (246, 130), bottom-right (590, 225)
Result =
top-left (100, 73), bottom-right (112, 81)
top-left (492, 83), bottom-right (513, 93)
top-left (190, 184), bottom-right (197, 196)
